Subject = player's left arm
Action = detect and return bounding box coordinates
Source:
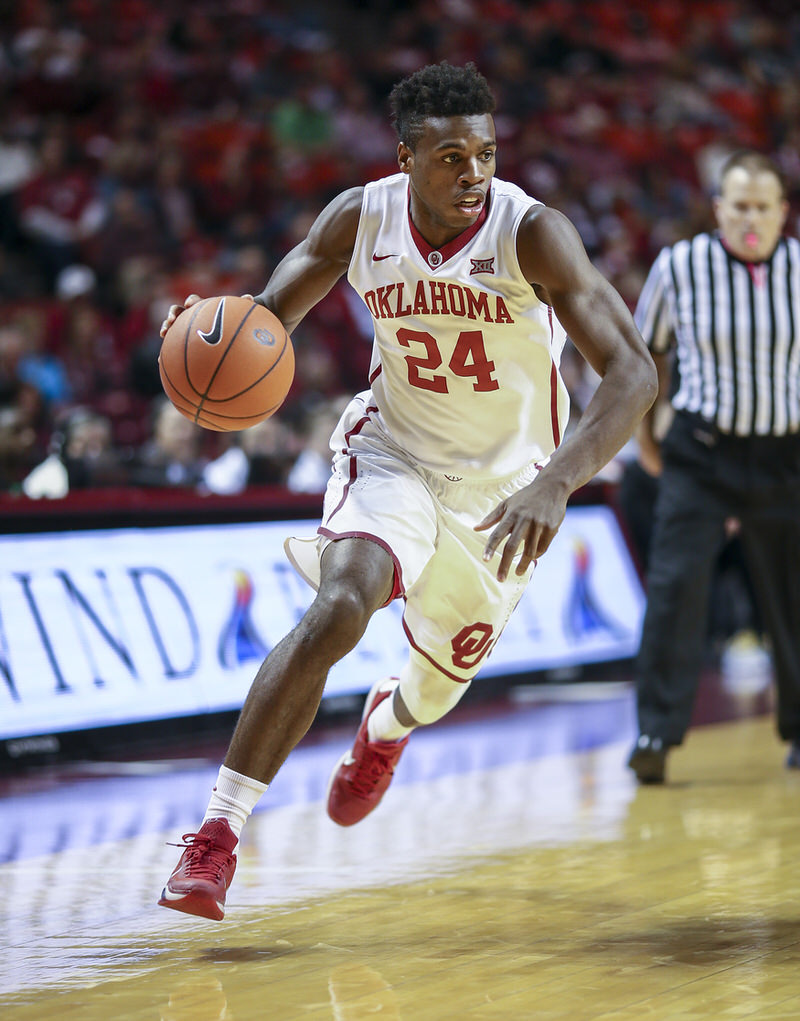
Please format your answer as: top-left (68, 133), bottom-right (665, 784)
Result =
top-left (158, 190), bottom-right (361, 341)
top-left (255, 187), bottom-right (362, 334)
top-left (476, 204), bottom-right (657, 581)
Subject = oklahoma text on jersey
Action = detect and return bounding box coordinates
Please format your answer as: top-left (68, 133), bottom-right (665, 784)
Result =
top-left (363, 281), bottom-right (514, 323)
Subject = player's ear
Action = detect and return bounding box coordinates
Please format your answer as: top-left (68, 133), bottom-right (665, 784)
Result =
top-left (397, 142), bottom-right (413, 174)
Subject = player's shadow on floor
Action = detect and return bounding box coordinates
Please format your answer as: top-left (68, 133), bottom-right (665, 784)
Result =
top-left (195, 945), bottom-right (297, 963)
top-left (581, 916), bottom-right (800, 966)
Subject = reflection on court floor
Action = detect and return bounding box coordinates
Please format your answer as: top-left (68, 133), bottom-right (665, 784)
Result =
top-left (1, 685), bottom-right (635, 993)
top-left (4, 676), bottom-right (797, 1021)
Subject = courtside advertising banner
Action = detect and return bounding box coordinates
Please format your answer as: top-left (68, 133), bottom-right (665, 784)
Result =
top-left (0, 506), bottom-right (643, 741)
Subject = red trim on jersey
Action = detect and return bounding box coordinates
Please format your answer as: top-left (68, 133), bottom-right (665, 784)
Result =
top-left (339, 405), bottom-right (378, 455)
top-left (401, 617), bottom-right (472, 683)
top-left (547, 306), bottom-right (561, 448)
top-left (368, 364), bottom-right (382, 385)
top-left (549, 362), bottom-right (561, 447)
top-left (317, 527), bottom-right (404, 605)
top-left (407, 185), bottom-right (491, 266)
top-left (327, 454), bottom-right (358, 520)
top-left (323, 404), bottom-right (402, 602)
top-left (325, 409), bottom-right (375, 518)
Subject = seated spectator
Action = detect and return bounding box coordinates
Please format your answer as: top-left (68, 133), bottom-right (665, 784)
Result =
top-left (0, 404), bottom-right (41, 492)
top-left (3, 316), bottom-right (71, 410)
top-left (240, 415), bottom-right (298, 488)
top-left (87, 186), bottom-right (163, 308)
top-left (0, 322), bottom-right (51, 485)
top-left (52, 264), bottom-right (126, 409)
top-left (59, 407), bottom-right (126, 489)
top-left (201, 416), bottom-right (300, 495)
top-left (149, 149), bottom-right (199, 257)
top-left (200, 436), bottom-right (250, 496)
top-left (21, 406), bottom-right (124, 498)
top-left (128, 398), bottom-right (208, 489)
top-left (0, 120), bottom-right (37, 250)
top-left (286, 396), bottom-right (348, 494)
top-left (16, 127), bottom-right (105, 288)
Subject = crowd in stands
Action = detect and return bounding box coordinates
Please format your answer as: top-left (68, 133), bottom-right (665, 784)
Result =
top-left (1, 0), bottom-right (798, 498)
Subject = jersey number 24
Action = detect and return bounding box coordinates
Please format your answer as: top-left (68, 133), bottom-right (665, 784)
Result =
top-left (398, 328), bottom-right (499, 393)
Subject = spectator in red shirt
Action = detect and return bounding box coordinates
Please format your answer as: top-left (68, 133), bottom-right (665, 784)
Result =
top-left (17, 128), bottom-right (105, 289)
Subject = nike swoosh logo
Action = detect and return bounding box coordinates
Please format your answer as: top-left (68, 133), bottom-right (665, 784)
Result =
top-left (160, 887), bottom-right (188, 901)
top-left (160, 887), bottom-right (225, 912)
top-left (372, 253), bottom-right (395, 261)
top-left (343, 752), bottom-right (356, 765)
top-left (197, 298), bottom-right (226, 345)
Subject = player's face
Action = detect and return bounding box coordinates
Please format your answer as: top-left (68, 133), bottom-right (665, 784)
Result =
top-left (713, 167), bottom-right (788, 262)
top-left (398, 114), bottom-right (497, 248)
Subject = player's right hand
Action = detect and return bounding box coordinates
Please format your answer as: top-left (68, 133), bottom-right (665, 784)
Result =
top-left (159, 294), bottom-right (202, 338)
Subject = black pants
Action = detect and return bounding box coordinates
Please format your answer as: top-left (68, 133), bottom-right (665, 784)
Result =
top-left (636, 410), bottom-right (800, 745)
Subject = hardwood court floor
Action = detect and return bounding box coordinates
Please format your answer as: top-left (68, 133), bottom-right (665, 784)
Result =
top-left (1, 679), bottom-right (799, 1020)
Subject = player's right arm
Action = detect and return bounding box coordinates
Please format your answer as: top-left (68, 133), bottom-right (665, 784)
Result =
top-left (256, 188), bottom-right (363, 335)
top-left (160, 188), bottom-right (363, 339)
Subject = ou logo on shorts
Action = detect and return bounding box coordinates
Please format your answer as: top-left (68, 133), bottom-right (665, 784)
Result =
top-left (451, 622), bottom-right (494, 669)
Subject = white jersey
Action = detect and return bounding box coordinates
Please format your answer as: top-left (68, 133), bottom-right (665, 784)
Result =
top-left (346, 173), bottom-right (570, 478)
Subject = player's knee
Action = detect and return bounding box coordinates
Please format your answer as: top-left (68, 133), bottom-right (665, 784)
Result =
top-left (307, 583), bottom-right (376, 653)
top-left (399, 656), bottom-right (471, 725)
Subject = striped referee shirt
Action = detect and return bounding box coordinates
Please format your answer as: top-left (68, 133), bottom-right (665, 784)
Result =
top-left (635, 232), bottom-right (800, 436)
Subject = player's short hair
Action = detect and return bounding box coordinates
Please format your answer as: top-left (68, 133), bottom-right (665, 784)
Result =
top-left (389, 62), bottom-right (496, 150)
top-left (719, 151), bottom-right (787, 198)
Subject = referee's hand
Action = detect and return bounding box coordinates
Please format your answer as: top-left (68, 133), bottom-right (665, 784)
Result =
top-left (638, 445), bottom-right (662, 477)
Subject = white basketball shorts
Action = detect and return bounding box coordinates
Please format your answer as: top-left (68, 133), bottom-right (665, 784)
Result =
top-left (285, 392), bottom-right (541, 683)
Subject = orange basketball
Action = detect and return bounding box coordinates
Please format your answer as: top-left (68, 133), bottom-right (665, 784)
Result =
top-left (158, 296), bottom-right (294, 432)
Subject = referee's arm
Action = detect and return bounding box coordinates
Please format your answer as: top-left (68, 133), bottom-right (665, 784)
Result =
top-left (633, 250), bottom-right (674, 477)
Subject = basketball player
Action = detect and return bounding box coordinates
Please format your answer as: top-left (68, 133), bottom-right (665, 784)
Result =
top-left (158, 62), bottom-right (657, 920)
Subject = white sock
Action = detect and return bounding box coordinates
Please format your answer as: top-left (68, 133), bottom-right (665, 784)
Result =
top-left (203, 765), bottom-right (268, 841)
top-left (367, 685), bottom-right (414, 743)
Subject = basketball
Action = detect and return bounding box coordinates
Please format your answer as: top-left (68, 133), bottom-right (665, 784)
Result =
top-left (158, 296), bottom-right (294, 432)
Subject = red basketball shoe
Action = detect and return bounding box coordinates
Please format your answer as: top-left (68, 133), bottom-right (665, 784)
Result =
top-left (327, 678), bottom-right (409, 826)
top-left (158, 817), bottom-right (238, 920)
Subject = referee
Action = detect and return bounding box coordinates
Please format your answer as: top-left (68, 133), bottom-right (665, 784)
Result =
top-left (628, 150), bottom-right (800, 783)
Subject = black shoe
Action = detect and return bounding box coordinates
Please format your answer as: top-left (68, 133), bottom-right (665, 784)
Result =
top-left (786, 741), bottom-right (800, 770)
top-left (628, 735), bottom-right (667, 784)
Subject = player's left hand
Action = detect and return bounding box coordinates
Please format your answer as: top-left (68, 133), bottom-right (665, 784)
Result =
top-left (160, 293), bottom-right (202, 338)
top-left (474, 481), bottom-right (569, 582)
